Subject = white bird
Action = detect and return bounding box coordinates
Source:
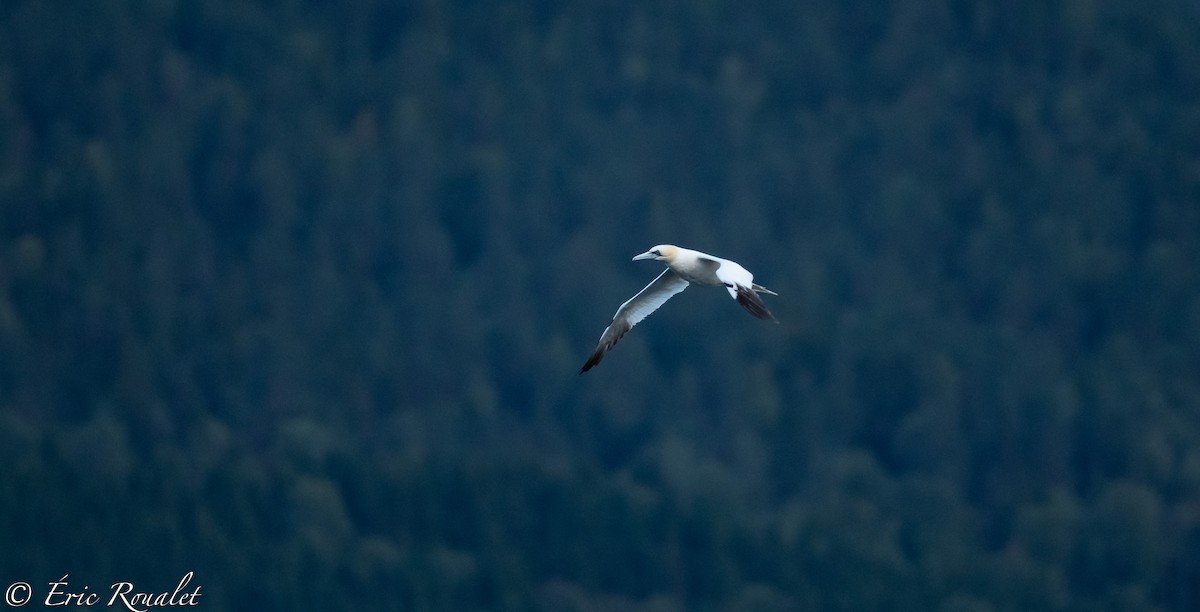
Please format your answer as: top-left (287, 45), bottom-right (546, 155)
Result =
top-left (580, 245), bottom-right (778, 373)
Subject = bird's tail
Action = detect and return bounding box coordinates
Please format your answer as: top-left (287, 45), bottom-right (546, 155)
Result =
top-left (751, 283), bottom-right (777, 296)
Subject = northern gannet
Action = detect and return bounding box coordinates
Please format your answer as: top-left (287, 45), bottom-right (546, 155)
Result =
top-left (580, 245), bottom-right (777, 373)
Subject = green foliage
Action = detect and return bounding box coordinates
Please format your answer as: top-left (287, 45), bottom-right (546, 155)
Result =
top-left (2, 0), bottom-right (1200, 609)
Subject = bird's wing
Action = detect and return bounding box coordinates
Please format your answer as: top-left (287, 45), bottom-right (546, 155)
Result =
top-left (733, 284), bottom-right (778, 322)
top-left (580, 269), bottom-right (690, 372)
top-left (693, 254), bottom-right (723, 273)
top-left (712, 259), bottom-right (778, 322)
top-left (712, 258), bottom-right (752, 292)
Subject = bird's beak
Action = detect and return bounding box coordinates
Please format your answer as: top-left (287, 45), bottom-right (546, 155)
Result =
top-left (632, 251), bottom-right (657, 261)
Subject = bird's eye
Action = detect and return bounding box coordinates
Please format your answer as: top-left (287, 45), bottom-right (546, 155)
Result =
top-left (652, 249), bottom-right (661, 256)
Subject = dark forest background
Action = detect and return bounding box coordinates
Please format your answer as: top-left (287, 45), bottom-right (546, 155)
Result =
top-left (3, 0), bottom-right (1200, 609)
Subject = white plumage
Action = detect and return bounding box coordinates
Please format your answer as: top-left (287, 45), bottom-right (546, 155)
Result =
top-left (580, 245), bottom-right (777, 373)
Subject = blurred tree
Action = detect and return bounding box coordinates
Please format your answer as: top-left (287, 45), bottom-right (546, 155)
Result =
top-left (1, 0), bottom-right (1199, 609)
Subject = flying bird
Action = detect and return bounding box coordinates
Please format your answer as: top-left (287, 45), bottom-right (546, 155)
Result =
top-left (580, 245), bottom-right (777, 373)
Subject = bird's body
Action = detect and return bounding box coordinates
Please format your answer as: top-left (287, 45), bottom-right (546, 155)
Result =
top-left (580, 245), bottom-right (777, 373)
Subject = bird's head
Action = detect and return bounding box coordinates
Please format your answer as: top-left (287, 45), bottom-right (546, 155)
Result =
top-left (633, 244), bottom-right (678, 263)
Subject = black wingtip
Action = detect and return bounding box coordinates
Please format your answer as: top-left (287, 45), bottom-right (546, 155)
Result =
top-left (579, 355), bottom-right (600, 374)
top-left (580, 344), bottom-right (608, 373)
top-left (736, 285), bottom-right (777, 322)
top-left (580, 320), bottom-right (631, 374)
